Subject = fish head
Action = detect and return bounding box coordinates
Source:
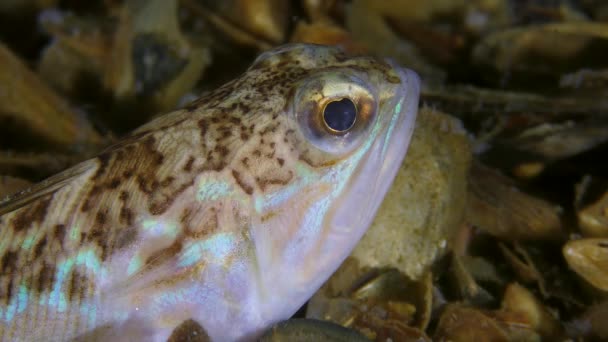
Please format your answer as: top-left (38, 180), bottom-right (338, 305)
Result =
top-left (242, 44), bottom-right (420, 315)
top-left (0, 43), bottom-right (420, 342)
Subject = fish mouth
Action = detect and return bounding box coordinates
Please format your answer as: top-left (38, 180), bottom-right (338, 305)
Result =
top-left (328, 62), bottom-right (420, 244)
top-left (372, 62), bottom-right (421, 210)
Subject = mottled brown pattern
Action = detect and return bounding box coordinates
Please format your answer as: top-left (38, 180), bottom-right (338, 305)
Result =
top-left (119, 207), bottom-right (134, 226)
top-left (35, 263), bottom-right (56, 294)
top-left (53, 224), bottom-right (66, 242)
top-left (113, 225), bottom-right (138, 250)
top-left (145, 239), bottom-right (184, 269)
top-left (0, 251), bottom-right (18, 274)
top-left (256, 171), bottom-right (294, 192)
top-left (0, 251), bottom-right (18, 305)
top-left (0, 43), bottom-right (406, 341)
top-left (33, 236), bottom-right (47, 259)
top-left (10, 195), bottom-right (52, 232)
top-left (184, 207), bottom-right (218, 238)
top-left (231, 169), bottom-right (253, 195)
top-left (183, 156), bottom-right (195, 172)
top-left (67, 269), bottom-right (93, 302)
top-left (0, 277), bottom-right (13, 307)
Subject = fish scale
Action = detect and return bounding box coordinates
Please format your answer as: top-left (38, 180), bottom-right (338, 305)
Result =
top-left (0, 43), bottom-right (420, 341)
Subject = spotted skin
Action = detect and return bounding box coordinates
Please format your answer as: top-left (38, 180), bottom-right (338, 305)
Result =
top-left (0, 44), bottom-right (419, 341)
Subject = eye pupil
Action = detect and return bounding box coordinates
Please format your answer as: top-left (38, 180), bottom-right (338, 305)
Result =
top-left (323, 98), bottom-right (357, 132)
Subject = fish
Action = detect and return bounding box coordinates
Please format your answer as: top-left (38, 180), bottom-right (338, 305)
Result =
top-left (0, 43), bottom-right (420, 341)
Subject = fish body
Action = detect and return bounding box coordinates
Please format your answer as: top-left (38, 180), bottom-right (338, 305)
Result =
top-left (0, 44), bottom-right (420, 341)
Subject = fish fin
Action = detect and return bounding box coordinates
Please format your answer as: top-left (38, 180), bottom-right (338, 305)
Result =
top-left (0, 160), bottom-right (94, 215)
top-left (102, 196), bottom-right (253, 304)
top-left (104, 241), bottom-right (193, 301)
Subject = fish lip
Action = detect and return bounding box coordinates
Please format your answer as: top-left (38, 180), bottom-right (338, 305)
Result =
top-left (377, 59), bottom-right (420, 179)
top-left (327, 60), bottom-right (420, 243)
top-left (359, 60), bottom-right (420, 223)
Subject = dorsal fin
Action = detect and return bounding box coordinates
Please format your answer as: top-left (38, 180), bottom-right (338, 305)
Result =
top-left (0, 160), bottom-right (95, 216)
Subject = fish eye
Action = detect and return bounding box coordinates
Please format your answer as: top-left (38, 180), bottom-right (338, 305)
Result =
top-left (293, 71), bottom-right (378, 155)
top-left (322, 98), bottom-right (357, 133)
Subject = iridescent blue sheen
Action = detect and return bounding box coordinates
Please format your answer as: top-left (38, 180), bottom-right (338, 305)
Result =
top-left (143, 219), bottom-right (179, 239)
top-left (76, 249), bottom-right (102, 274)
top-left (49, 258), bottom-right (72, 313)
top-left (21, 235), bottom-right (35, 250)
top-left (69, 225), bottom-right (80, 242)
top-left (0, 285), bottom-right (28, 321)
top-left (78, 302), bottom-right (97, 330)
top-left (197, 179), bottom-right (236, 202)
top-left (127, 255), bottom-right (143, 275)
top-left (179, 233), bottom-right (235, 268)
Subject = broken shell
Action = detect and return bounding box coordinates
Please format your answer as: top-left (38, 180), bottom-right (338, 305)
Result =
top-left (345, 0), bottom-right (446, 83)
top-left (37, 0), bottom-right (211, 132)
top-left (575, 175), bottom-right (608, 237)
top-left (203, 0), bottom-right (288, 44)
top-left (370, 1), bottom-right (492, 66)
top-left (290, 20), bottom-right (364, 54)
top-left (259, 319), bottom-right (370, 342)
top-left (37, 9), bottom-right (113, 96)
top-left (183, 0), bottom-right (288, 50)
top-left (500, 242), bottom-right (586, 311)
top-left (466, 161), bottom-right (563, 241)
top-left (301, 0), bottom-right (341, 22)
top-left (386, 17), bottom-right (466, 66)
top-left (105, 0), bottom-right (210, 119)
top-left (472, 22), bottom-right (608, 87)
top-left (504, 119), bottom-right (608, 162)
top-left (352, 269), bottom-right (434, 330)
top-left (420, 85), bottom-right (608, 133)
top-left (569, 300), bottom-right (608, 340)
top-left (499, 243), bottom-right (544, 286)
top-left (563, 238), bottom-right (608, 292)
top-left (0, 42), bottom-right (103, 151)
top-left (420, 85), bottom-right (608, 177)
top-left (434, 304), bottom-right (510, 342)
top-left (449, 253), bottom-right (496, 306)
top-left (501, 282), bottom-right (563, 339)
top-left (307, 265), bottom-right (433, 341)
top-left (435, 303), bottom-right (546, 341)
